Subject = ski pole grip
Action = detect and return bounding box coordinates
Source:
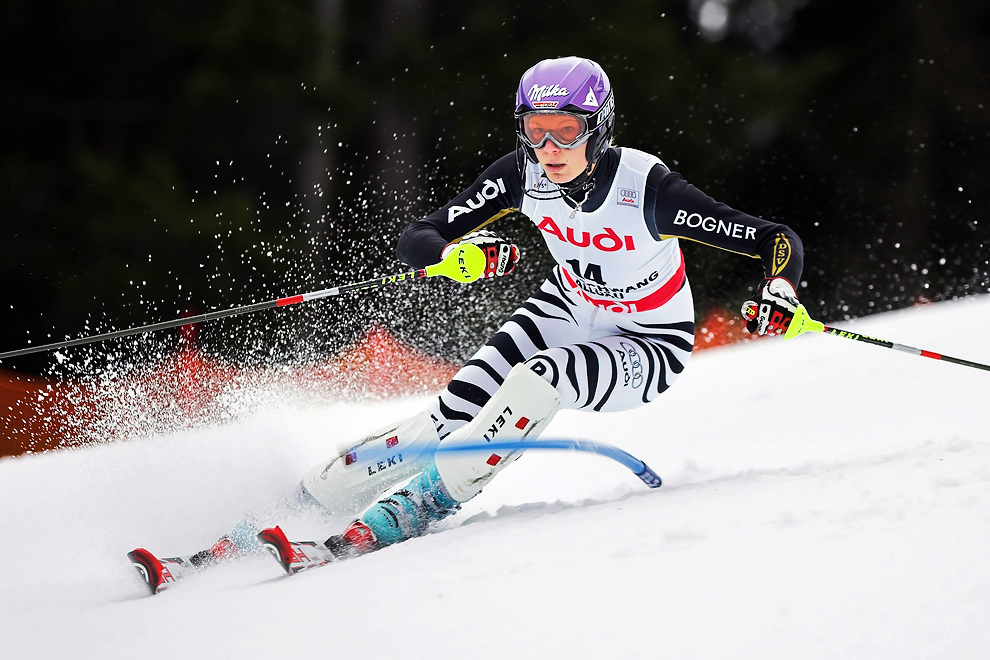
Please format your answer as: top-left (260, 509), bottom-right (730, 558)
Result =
top-left (426, 243), bottom-right (487, 283)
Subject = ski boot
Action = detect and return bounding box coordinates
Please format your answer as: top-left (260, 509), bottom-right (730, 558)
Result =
top-left (335, 461), bottom-right (460, 551)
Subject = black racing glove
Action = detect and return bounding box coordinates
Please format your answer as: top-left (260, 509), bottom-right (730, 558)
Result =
top-left (443, 230), bottom-right (519, 278)
top-left (741, 277), bottom-right (799, 336)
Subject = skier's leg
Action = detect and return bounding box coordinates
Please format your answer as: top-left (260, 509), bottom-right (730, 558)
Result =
top-left (424, 273), bottom-right (587, 440)
top-left (299, 411), bottom-right (441, 519)
top-left (329, 461), bottom-right (461, 553)
top-left (164, 415), bottom-right (443, 568)
top-left (433, 361), bottom-right (563, 500)
top-left (192, 412), bottom-right (443, 565)
top-left (528, 286), bottom-right (695, 412)
top-left (188, 483), bottom-right (326, 566)
top-left (303, 278), bottom-right (579, 555)
top-left (329, 362), bottom-right (563, 554)
top-left (426, 287), bottom-right (692, 503)
top-left (327, 284), bottom-right (695, 553)
top-left (196, 410), bottom-right (446, 561)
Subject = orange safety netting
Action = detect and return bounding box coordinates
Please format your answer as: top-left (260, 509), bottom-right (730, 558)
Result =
top-left (1, 326), bottom-right (458, 459)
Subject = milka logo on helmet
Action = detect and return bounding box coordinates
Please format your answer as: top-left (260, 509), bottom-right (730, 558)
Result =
top-left (528, 84), bottom-right (568, 103)
top-left (447, 178), bottom-right (508, 223)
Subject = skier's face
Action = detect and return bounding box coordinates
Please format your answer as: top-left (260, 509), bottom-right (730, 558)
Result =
top-left (534, 138), bottom-right (590, 185)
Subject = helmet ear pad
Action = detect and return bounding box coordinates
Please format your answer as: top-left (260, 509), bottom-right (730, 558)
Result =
top-left (583, 110), bottom-right (614, 172)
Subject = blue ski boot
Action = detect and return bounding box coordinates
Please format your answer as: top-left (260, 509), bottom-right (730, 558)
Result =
top-left (325, 461), bottom-right (460, 556)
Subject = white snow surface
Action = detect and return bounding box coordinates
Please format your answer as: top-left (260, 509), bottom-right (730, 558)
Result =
top-left (2, 297), bottom-right (989, 659)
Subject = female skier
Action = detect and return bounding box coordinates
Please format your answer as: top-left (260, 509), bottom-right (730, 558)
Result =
top-left (130, 56), bottom-right (805, 588)
top-left (292, 55), bottom-right (805, 558)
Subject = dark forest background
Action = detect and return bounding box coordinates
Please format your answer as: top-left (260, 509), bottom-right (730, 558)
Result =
top-left (2, 0), bottom-right (987, 377)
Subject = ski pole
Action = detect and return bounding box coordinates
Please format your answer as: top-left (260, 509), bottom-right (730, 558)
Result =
top-left (0, 243), bottom-right (488, 361)
top-left (783, 304), bottom-right (990, 372)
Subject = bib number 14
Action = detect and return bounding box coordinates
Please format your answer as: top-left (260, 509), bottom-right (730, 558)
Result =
top-left (565, 259), bottom-right (605, 285)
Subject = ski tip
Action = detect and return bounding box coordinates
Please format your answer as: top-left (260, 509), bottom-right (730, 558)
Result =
top-left (127, 547), bottom-right (168, 596)
top-left (258, 526), bottom-right (335, 575)
top-left (258, 526), bottom-right (294, 574)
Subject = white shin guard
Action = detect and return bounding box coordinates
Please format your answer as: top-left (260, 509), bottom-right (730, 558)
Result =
top-left (301, 412), bottom-right (440, 519)
top-left (435, 362), bottom-right (562, 503)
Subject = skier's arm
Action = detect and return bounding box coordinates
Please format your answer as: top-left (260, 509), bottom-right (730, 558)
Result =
top-left (649, 168), bottom-right (804, 284)
top-left (648, 166), bottom-right (805, 335)
top-left (397, 153), bottom-right (524, 268)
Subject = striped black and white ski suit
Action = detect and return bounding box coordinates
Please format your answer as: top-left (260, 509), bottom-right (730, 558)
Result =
top-left (398, 147), bottom-right (804, 439)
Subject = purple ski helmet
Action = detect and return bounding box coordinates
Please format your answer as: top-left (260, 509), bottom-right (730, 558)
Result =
top-left (514, 57), bottom-right (615, 175)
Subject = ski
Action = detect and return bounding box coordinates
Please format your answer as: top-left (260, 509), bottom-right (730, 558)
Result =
top-left (127, 527), bottom-right (341, 595)
top-left (129, 433), bottom-right (663, 593)
top-left (257, 526), bottom-right (337, 575)
top-left (127, 537), bottom-right (237, 595)
top-left (127, 548), bottom-right (199, 595)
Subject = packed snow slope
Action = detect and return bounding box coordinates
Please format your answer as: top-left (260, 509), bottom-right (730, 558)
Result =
top-left (2, 296), bottom-right (989, 659)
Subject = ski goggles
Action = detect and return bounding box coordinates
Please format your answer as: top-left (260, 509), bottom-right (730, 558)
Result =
top-left (517, 111), bottom-right (592, 150)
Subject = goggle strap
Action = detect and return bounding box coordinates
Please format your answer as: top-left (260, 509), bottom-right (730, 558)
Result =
top-left (584, 90), bottom-right (614, 132)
